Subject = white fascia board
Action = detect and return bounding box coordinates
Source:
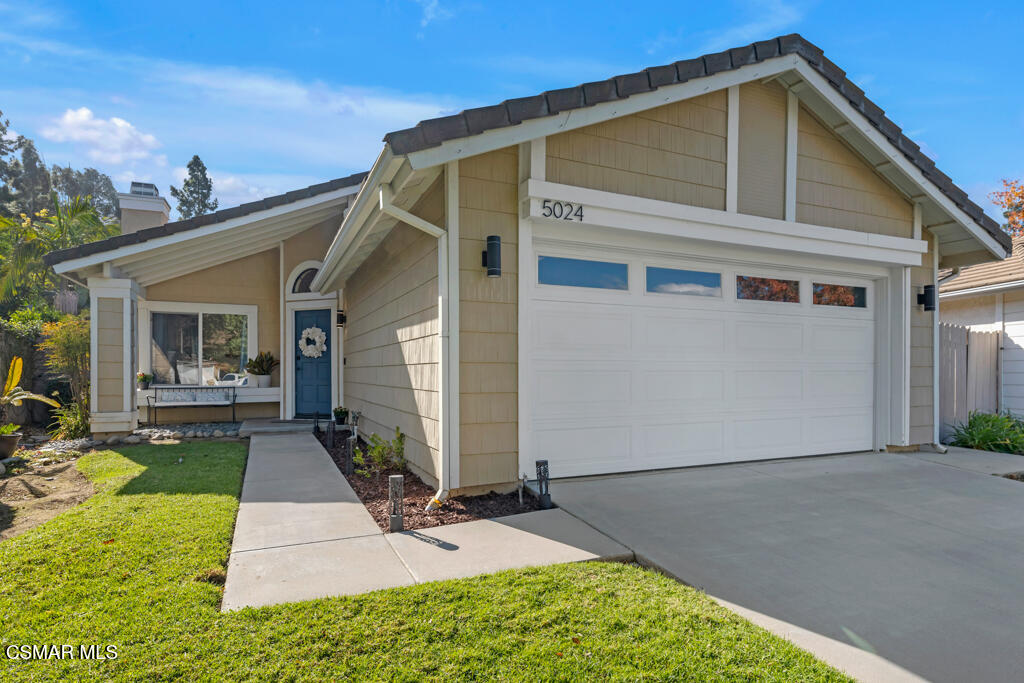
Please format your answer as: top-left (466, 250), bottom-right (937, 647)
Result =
top-left (525, 179), bottom-right (927, 266)
top-left (313, 149), bottom-right (400, 293)
top-left (404, 56), bottom-right (802, 171)
top-left (939, 279), bottom-right (1024, 299)
top-left (54, 184), bottom-right (360, 275)
top-left (793, 62), bottom-right (1009, 262)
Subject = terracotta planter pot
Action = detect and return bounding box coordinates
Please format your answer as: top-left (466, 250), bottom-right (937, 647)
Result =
top-left (0, 433), bottom-right (22, 459)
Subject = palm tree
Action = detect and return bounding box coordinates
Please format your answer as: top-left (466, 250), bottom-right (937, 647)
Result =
top-left (0, 193), bottom-right (117, 306)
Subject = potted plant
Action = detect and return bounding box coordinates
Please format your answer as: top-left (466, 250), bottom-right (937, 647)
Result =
top-left (245, 351), bottom-right (279, 389)
top-left (136, 371), bottom-right (153, 390)
top-left (333, 406), bottom-right (349, 425)
top-left (1, 357), bottom-right (59, 459)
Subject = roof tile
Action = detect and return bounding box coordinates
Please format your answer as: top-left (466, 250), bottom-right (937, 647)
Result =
top-left (544, 86), bottom-right (586, 114)
top-left (419, 114), bottom-right (470, 146)
top-left (702, 50), bottom-right (732, 74)
top-left (465, 103), bottom-right (512, 135)
top-left (753, 38), bottom-right (781, 60)
top-left (614, 71), bottom-right (653, 97)
top-left (505, 95), bottom-right (549, 124)
top-left (645, 64), bottom-right (678, 88)
top-left (674, 57), bottom-right (706, 83)
top-left (582, 79), bottom-right (619, 105)
top-left (729, 44), bottom-right (758, 67)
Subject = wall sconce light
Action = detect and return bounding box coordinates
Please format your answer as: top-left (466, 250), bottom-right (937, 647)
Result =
top-left (916, 284), bottom-right (936, 312)
top-left (481, 235), bottom-right (501, 278)
top-left (336, 310), bottom-right (347, 327)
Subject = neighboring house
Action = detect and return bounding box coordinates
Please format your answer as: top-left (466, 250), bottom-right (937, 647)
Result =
top-left (44, 34), bottom-right (1010, 496)
top-left (939, 237), bottom-right (1024, 413)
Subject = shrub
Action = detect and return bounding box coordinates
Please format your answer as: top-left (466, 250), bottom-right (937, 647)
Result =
top-left (49, 400), bottom-right (90, 439)
top-left (948, 412), bottom-right (1024, 454)
top-left (353, 427), bottom-right (406, 481)
top-left (39, 316), bottom-right (90, 408)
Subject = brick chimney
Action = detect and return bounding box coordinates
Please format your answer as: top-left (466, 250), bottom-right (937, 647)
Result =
top-left (117, 182), bottom-right (170, 234)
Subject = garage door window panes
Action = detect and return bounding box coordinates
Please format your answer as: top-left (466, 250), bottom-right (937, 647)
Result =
top-left (646, 267), bottom-right (721, 297)
top-left (736, 275), bottom-right (800, 303)
top-left (538, 256), bottom-right (628, 290)
top-left (813, 283), bottom-right (867, 308)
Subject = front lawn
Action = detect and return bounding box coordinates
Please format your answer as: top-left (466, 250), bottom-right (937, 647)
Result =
top-left (0, 443), bottom-right (848, 681)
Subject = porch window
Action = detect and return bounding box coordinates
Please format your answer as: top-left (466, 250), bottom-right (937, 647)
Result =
top-left (151, 311), bottom-right (250, 385)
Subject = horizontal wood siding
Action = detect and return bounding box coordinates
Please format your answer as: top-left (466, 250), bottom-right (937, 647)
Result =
top-left (738, 80), bottom-right (786, 220)
top-left (546, 91), bottom-right (727, 210)
top-left (344, 181), bottom-right (443, 484)
top-left (910, 232), bottom-right (935, 445)
top-left (96, 297), bottom-right (123, 412)
top-left (460, 147), bottom-right (519, 489)
top-left (797, 106), bottom-right (913, 237)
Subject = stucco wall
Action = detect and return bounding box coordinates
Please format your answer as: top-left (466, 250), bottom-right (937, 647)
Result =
top-left (96, 297), bottom-right (123, 412)
top-left (343, 181), bottom-right (444, 483)
top-left (940, 294), bottom-right (1000, 332)
top-left (145, 249), bottom-right (281, 385)
top-left (737, 80), bottom-right (787, 220)
top-left (459, 147), bottom-right (519, 490)
top-left (797, 106), bottom-right (913, 237)
top-left (545, 91), bottom-right (727, 210)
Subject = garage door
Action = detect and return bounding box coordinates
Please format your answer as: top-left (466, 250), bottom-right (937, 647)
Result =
top-left (526, 244), bottom-right (877, 477)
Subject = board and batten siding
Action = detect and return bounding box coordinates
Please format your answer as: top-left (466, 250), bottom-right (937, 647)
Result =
top-left (909, 232), bottom-right (935, 445)
top-left (343, 180), bottom-right (444, 484)
top-left (96, 297), bottom-right (124, 412)
top-left (737, 80), bottom-right (787, 220)
top-left (459, 147), bottom-right (520, 490)
top-left (797, 105), bottom-right (913, 237)
top-left (545, 92), bottom-right (727, 210)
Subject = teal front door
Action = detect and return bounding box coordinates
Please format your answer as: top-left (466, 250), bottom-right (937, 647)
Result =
top-left (294, 308), bottom-right (332, 418)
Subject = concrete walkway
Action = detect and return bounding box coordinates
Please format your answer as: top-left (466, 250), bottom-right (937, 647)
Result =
top-left (222, 432), bottom-right (629, 611)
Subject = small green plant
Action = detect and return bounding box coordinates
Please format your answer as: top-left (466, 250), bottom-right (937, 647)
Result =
top-left (0, 423), bottom-right (19, 435)
top-left (245, 351), bottom-right (279, 376)
top-left (333, 406), bottom-right (349, 423)
top-left (1, 356), bottom-right (59, 431)
top-left (137, 372), bottom-right (153, 383)
top-left (353, 427), bottom-right (406, 482)
top-left (948, 412), bottom-right (1024, 454)
top-left (49, 400), bottom-right (90, 439)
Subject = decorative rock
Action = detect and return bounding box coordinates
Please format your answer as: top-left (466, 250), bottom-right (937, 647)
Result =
top-left (226, 430), bottom-right (238, 438)
top-left (137, 432), bottom-right (151, 441)
top-left (185, 431), bottom-right (196, 439)
top-left (171, 431), bottom-right (184, 439)
top-left (106, 435), bottom-right (122, 446)
top-left (0, 462), bottom-right (5, 476)
top-left (123, 435), bottom-right (142, 444)
top-left (1, 456), bottom-right (25, 467)
top-left (212, 429), bottom-right (225, 438)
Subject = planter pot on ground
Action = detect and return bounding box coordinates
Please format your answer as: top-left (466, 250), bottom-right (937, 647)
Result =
top-left (137, 381), bottom-right (150, 390)
top-left (0, 433), bottom-right (22, 459)
top-left (250, 374), bottom-right (271, 388)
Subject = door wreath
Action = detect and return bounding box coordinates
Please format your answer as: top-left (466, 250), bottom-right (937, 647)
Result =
top-left (299, 326), bottom-right (327, 358)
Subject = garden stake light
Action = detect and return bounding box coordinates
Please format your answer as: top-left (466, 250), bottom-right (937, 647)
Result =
top-left (389, 474), bottom-right (404, 532)
top-left (536, 460), bottom-right (552, 509)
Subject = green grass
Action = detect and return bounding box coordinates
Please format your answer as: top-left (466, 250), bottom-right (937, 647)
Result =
top-left (0, 443), bottom-right (849, 681)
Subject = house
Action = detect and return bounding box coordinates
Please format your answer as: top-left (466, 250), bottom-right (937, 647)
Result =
top-left (939, 236), bottom-right (1024, 414)
top-left (44, 34), bottom-right (1010, 497)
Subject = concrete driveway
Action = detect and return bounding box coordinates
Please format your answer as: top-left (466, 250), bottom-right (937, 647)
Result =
top-left (550, 450), bottom-right (1024, 683)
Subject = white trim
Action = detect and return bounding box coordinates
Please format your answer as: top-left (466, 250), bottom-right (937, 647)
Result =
top-left (284, 298), bottom-right (340, 419)
top-left (89, 291), bottom-right (98, 414)
top-left (932, 233), bottom-right (940, 444)
top-left (913, 203), bottom-right (922, 241)
top-left (785, 90), bottom-right (798, 221)
top-left (379, 185), bottom-right (445, 238)
top-left (523, 179), bottom-right (927, 266)
top-left (517, 141), bottom-right (536, 480)
top-left (793, 61), bottom-right (1008, 261)
top-left (56, 184), bottom-right (361, 275)
top-left (87, 277), bottom-right (139, 428)
top-left (726, 85), bottom-right (739, 213)
top-left (405, 55), bottom-right (802, 171)
top-left (998, 291), bottom-right (1006, 412)
top-left (939, 279), bottom-right (1024, 299)
top-left (285, 259), bottom-right (326, 301)
top-left (117, 193), bottom-right (170, 214)
top-left (279, 242), bottom-right (285, 418)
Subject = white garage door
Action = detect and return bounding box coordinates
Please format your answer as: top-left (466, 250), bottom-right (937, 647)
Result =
top-left (526, 244), bottom-right (877, 477)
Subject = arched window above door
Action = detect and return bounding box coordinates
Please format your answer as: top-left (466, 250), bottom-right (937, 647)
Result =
top-left (292, 268), bottom-right (318, 294)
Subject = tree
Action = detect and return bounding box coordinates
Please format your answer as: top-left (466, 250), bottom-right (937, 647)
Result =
top-left (0, 194), bottom-right (116, 311)
top-left (170, 155), bottom-right (218, 219)
top-left (2, 138), bottom-right (51, 217)
top-left (992, 179), bottom-right (1024, 237)
top-left (50, 165), bottom-right (120, 219)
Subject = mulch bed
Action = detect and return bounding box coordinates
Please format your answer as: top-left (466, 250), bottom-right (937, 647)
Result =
top-left (316, 430), bottom-right (545, 532)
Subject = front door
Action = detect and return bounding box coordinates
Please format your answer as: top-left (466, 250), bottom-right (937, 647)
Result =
top-left (294, 308), bottom-right (332, 418)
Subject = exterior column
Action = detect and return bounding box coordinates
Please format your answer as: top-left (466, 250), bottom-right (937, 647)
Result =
top-left (88, 277), bottom-right (140, 436)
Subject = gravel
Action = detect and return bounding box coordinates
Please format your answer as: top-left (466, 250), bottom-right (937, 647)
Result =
top-left (10, 422), bottom-right (245, 457)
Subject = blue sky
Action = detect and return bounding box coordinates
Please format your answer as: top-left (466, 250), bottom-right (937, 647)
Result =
top-left (2, 0), bottom-right (1021, 220)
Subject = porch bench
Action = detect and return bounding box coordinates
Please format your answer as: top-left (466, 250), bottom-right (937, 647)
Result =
top-left (146, 385), bottom-right (237, 425)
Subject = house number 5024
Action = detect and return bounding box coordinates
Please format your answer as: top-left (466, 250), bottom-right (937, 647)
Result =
top-left (541, 199), bottom-right (584, 221)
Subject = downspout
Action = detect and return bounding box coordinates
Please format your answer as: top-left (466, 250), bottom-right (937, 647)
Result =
top-left (377, 181), bottom-right (453, 510)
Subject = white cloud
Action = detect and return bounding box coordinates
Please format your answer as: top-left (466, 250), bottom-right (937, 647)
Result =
top-left (697, 0), bottom-right (803, 53)
top-left (653, 283), bottom-right (722, 296)
top-left (411, 0), bottom-right (453, 27)
top-left (41, 107), bottom-right (161, 164)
